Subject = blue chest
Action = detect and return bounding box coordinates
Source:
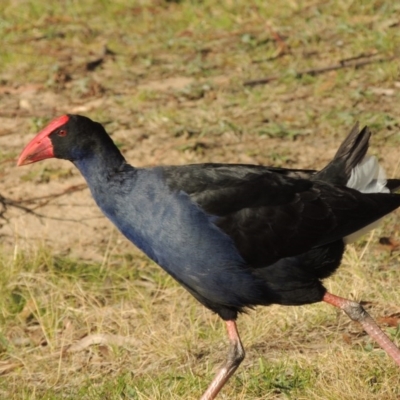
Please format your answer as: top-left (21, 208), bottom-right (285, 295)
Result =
top-left (73, 153), bottom-right (270, 312)
top-left (90, 169), bottom-right (245, 279)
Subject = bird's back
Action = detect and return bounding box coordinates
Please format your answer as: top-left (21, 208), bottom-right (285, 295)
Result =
top-left (88, 162), bottom-right (400, 319)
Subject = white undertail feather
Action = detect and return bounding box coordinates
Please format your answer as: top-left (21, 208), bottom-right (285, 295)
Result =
top-left (345, 155), bottom-right (388, 243)
top-left (346, 155), bottom-right (389, 194)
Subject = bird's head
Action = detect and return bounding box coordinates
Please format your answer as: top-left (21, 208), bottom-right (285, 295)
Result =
top-left (17, 114), bottom-right (111, 166)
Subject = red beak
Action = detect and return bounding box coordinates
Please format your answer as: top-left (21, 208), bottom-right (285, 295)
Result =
top-left (17, 135), bottom-right (54, 166)
top-left (17, 115), bottom-right (69, 166)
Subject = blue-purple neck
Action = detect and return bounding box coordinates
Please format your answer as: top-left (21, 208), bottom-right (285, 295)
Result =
top-left (72, 147), bottom-right (128, 188)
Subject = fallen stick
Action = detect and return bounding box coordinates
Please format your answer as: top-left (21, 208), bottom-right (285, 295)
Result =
top-left (0, 184), bottom-right (89, 224)
top-left (65, 333), bottom-right (141, 354)
top-left (243, 55), bottom-right (396, 87)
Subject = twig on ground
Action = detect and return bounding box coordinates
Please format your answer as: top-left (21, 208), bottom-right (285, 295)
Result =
top-left (0, 184), bottom-right (88, 224)
top-left (243, 55), bottom-right (396, 87)
top-left (65, 334), bottom-right (141, 354)
top-left (17, 184), bottom-right (87, 210)
top-left (0, 361), bottom-right (22, 375)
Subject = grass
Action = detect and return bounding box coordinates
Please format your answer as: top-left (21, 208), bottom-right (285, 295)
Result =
top-left (1, 0), bottom-right (400, 399)
top-left (1, 236), bottom-right (400, 399)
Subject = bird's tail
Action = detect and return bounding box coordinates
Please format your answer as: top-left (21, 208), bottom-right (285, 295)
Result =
top-left (314, 123), bottom-right (400, 243)
top-left (315, 123), bottom-right (400, 193)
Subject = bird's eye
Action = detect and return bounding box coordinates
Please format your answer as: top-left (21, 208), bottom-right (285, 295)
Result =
top-left (57, 129), bottom-right (67, 137)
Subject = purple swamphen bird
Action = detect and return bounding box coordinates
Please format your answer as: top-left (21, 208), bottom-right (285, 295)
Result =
top-left (18, 115), bottom-right (400, 399)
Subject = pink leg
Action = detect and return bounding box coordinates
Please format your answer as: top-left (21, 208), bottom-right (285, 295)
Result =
top-left (323, 292), bottom-right (400, 367)
top-left (200, 320), bottom-right (245, 400)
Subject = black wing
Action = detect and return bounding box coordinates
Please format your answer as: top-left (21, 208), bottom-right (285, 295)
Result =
top-left (163, 163), bottom-right (400, 266)
top-left (162, 123), bottom-right (400, 267)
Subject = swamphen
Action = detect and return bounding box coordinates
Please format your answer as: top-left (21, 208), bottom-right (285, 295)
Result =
top-left (18, 115), bottom-right (400, 399)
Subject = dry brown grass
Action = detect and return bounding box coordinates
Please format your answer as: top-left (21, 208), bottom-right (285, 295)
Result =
top-left (1, 0), bottom-right (400, 398)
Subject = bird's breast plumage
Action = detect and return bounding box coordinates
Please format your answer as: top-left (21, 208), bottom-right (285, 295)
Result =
top-left (88, 167), bottom-right (274, 316)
